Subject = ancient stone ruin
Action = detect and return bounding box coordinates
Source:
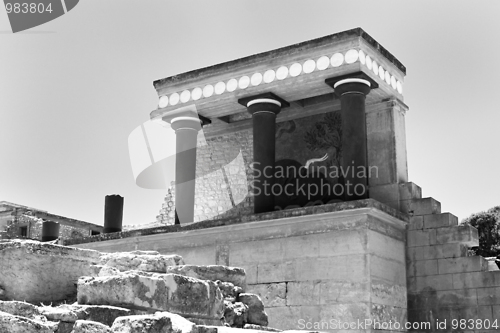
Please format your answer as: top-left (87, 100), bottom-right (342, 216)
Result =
top-left (0, 239), bottom-right (280, 332)
top-left (3, 28), bottom-right (500, 332)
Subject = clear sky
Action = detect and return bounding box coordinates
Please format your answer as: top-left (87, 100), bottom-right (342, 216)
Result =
top-left (1, 0), bottom-right (499, 226)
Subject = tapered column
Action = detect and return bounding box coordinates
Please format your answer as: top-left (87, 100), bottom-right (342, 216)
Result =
top-left (41, 221), bottom-right (59, 241)
top-left (327, 74), bottom-right (375, 201)
top-left (336, 78), bottom-right (371, 200)
top-left (170, 116), bottom-right (202, 224)
top-left (239, 93), bottom-right (289, 214)
top-left (104, 194), bottom-right (124, 233)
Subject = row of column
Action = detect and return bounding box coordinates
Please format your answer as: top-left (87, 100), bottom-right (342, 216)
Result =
top-left (167, 73), bottom-right (376, 223)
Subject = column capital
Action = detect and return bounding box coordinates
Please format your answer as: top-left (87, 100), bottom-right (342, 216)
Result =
top-left (238, 92), bottom-right (290, 116)
top-left (325, 71), bottom-right (378, 97)
top-left (161, 105), bottom-right (211, 128)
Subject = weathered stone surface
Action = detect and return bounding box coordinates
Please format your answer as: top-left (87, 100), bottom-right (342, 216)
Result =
top-left (246, 283), bottom-right (286, 307)
top-left (99, 252), bottom-right (184, 273)
top-left (223, 301), bottom-right (247, 328)
top-left (196, 326), bottom-right (271, 333)
top-left (0, 240), bottom-right (100, 303)
top-left (111, 311), bottom-right (197, 333)
top-left (40, 304), bottom-right (133, 327)
top-left (166, 265), bottom-right (246, 290)
top-left (89, 265), bottom-right (121, 277)
top-left (243, 324), bottom-right (282, 332)
top-left (216, 281), bottom-right (242, 301)
top-left (71, 320), bottom-right (111, 333)
top-left (0, 310), bottom-right (56, 333)
top-left (237, 294), bottom-right (267, 326)
top-left (0, 300), bottom-right (41, 318)
top-left (77, 272), bottom-right (224, 320)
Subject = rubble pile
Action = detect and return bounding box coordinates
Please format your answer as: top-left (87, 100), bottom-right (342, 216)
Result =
top-left (0, 240), bottom-right (285, 333)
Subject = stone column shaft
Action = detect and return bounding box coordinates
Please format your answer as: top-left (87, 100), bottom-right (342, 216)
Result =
top-left (171, 117), bottom-right (201, 224)
top-left (239, 93), bottom-right (289, 214)
top-left (333, 78), bottom-right (372, 200)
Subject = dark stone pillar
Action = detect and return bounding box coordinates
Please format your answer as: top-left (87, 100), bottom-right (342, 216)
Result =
top-left (170, 117), bottom-right (202, 225)
top-left (334, 78), bottom-right (372, 200)
top-left (41, 221), bottom-right (59, 241)
top-left (239, 93), bottom-right (289, 214)
top-left (104, 194), bottom-right (124, 233)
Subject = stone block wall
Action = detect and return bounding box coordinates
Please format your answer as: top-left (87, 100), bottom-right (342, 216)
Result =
top-left (3, 214), bottom-right (90, 241)
top-left (405, 186), bottom-right (500, 332)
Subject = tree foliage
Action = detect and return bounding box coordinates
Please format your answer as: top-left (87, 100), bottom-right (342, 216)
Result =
top-left (462, 206), bottom-right (500, 257)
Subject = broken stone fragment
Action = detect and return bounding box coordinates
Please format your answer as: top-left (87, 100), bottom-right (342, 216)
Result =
top-left (237, 294), bottom-right (268, 326)
top-left (111, 311), bottom-right (197, 333)
top-left (216, 281), bottom-right (243, 301)
top-left (77, 272), bottom-right (224, 320)
top-left (40, 304), bottom-right (133, 327)
top-left (99, 252), bottom-right (184, 273)
top-left (0, 310), bottom-right (56, 333)
top-left (0, 300), bottom-right (42, 319)
top-left (196, 326), bottom-right (271, 333)
top-left (0, 240), bottom-right (100, 303)
top-left (243, 324), bottom-right (282, 332)
top-left (70, 319), bottom-right (111, 333)
top-left (223, 301), bottom-right (247, 328)
top-left (89, 265), bottom-right (121, 277)
top-left (166, 265), bottom-right (246, 291)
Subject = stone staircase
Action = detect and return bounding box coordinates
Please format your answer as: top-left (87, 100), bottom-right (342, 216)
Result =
top-left (403, 182), bottom-right (500, 332)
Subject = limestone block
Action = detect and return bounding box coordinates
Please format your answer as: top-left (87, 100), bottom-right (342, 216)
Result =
top-left (166, 265), bottom-right (246, 290)
top-left (436, 289), bottom-right (478, 307)
top-left (287, 281), bottom-right (320, 306)
top-left (477, 286), bottom-right (500, 306)
top-left (246, 283), bottom-right (286, 307)
top-left (0, 300), bottom-right (42, 319)
top-left (99, 252), bottom-right (184, 273)
top-left (111, 312), bottom-right (197, 333)
top-left (370, 304), bottom-right (407, 327)
top-left (0, 310), bottom-right (56, 333)
top-left (400, 198), bottom-right (441, 215)
top-left (423, 213), bottom-right (458, 229)
top-left (412, 274), bottom-right (453, 293)
top-left (319, 281), bottom-right (369, 305)
top-left (371, 279), bottom-right (406, 308)
top-left (399, 182), bottom-right (422, 201)
top-left (223, 301), bottom-right (247, 328)
top-left (407, 259), bottom-right (438, 277)
top-left (435, 224), bottom-right (479, 246)
top-left (407, 229), bottom-right (436, 247)
top-left (77, 272), bottom-right (224, 320)
top-left (237, 293), bottom-right (268, 326)
top-left (408, 216), bottom-right (424, 230)
top-left (318, 302), bottom-right (370, 326)
top-left (265, 306), bottom-right (322, 330)
top-left (407, 243), bottom-right (468, 261)
top-left (71, 320), bottom-right (111, 333)
top-left (452, 271), bottom-right (500, 289)
top-left (437, 256), bottom-right (488, 274)
top-left (0, 240), bottom-right (100, 303)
